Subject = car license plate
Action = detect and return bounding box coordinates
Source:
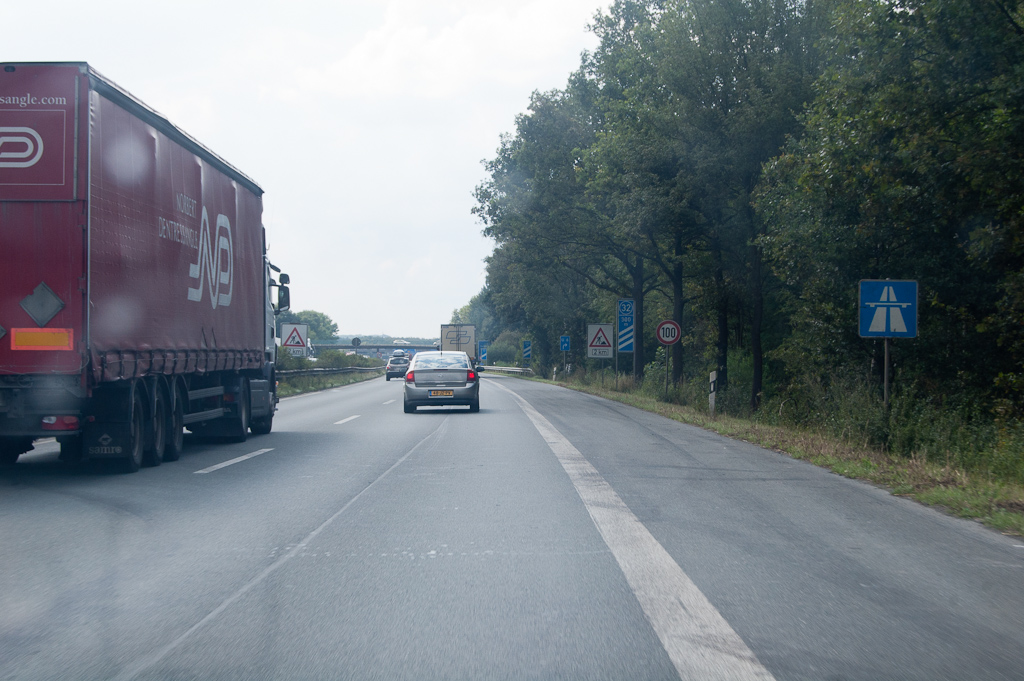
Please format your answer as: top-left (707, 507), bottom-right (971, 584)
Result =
top-left (429, 390), bottom-right (454, 397)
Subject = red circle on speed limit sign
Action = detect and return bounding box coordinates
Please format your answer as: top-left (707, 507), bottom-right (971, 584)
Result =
top-left (656, 320), bottom-right (681, 345)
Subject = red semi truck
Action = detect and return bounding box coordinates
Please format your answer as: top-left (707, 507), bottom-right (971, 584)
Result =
top-left (0, 62), bottom-right (291, 471)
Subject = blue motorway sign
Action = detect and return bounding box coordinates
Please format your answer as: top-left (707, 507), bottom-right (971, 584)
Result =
top-left (560, 335), bottom-right (570, 352)
top-left (617, 299), bottom-right (635, 352)
top-left (478, 340), bottom-right (489, 363)
top-left (523, 340), bottom-right (532, 360)
top-left (859, 280), bottom-right (918, 338)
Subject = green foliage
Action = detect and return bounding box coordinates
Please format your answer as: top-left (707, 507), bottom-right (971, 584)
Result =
top-left (487, 330), bottom-right (523, 365)
top-left (313, 349), bottom-right (380, 369)
top-left (277, 309), bottom-right (339, 341)
top-left (274, 350), bottom-right (307, 371)
top-left (464, 0), bottom-right (1024, 479)
top-left (756, 0), bottom-right (1023, 403)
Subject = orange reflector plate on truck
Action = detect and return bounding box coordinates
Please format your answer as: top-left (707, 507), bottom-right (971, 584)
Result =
top-left (10, 328), bottom-right (74, 351)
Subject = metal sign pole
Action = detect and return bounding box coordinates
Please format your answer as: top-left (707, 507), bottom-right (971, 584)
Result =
top-left (884, 337), bottom-right (890, 411)
top-left (665, 349), bottom-right (669, 400)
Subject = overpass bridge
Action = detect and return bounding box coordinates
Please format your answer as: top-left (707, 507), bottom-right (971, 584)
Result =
top-left (312, 340), bottom-right (438, 357)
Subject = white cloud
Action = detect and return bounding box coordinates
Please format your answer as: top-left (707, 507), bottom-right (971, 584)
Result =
top-left (295, 0), bottom-right (605, 101)
top-left (2, 0), bottom-right (608, 336)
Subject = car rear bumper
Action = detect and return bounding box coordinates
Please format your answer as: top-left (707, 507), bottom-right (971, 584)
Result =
top-left (403, 383), bottom-right (478, 407)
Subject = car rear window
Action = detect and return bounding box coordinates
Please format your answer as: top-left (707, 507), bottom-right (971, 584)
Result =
top-left (414, 355), bottom-right (469, 369)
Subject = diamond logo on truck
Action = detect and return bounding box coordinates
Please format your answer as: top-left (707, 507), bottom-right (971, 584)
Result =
top-left (20, 282), bottom-right (65, 327)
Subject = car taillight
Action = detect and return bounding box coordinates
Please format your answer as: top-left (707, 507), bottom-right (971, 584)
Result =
top-left (466, 370), bottom-right (477, 382)
top-left (405, 371), bottom-right (414, 383)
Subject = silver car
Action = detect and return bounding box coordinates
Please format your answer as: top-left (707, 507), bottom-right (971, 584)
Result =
top-left (385, 355), bottom-right (409, 380)
top-left (403, 351), bottom-right (482, 413)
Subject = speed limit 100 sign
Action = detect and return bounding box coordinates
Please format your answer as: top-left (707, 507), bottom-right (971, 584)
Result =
top-left (656, 320), bottom-right (682, 345)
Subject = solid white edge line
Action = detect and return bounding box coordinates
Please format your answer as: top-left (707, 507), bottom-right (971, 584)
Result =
top-left (194, 449), bottom-right (274, 474)
top-left (335, 415), bottom-right (361, 425)
top-left (491, 381), bottom-right (775, 681)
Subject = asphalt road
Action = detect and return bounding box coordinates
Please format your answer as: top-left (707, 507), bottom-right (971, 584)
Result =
top-left (1, 374), bottom-right (1022, 681)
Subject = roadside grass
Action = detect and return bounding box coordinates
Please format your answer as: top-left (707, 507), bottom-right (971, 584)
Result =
top-left (276, 348), bottom-right (385, 397)
top-left (537, 374), bottom-right (1024, 537)
top-left (277, 370), bottom-right (383, 397)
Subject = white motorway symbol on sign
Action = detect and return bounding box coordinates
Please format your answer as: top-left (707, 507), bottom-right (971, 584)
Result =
top-left (588, 323), bottom-right (613, 359)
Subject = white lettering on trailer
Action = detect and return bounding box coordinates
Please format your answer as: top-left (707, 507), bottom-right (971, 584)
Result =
top-left (0, 93), bottom-right (67, 108)
top-left (0, 126), bottom-right (44, 168)
top-left (157, 216), bottom-right (198, 248)
top-left (175, 192), bottom-right (197, 218)
top-left (187, 206), bottom-right (233, 308)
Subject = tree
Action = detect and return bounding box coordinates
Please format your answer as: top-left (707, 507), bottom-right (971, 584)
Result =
top-left (755, 0), bottom-right (1022, 405)
top-left (583, 0), bottom-right (819, 402)
top-left (277, 309), bottom-right (338, 341)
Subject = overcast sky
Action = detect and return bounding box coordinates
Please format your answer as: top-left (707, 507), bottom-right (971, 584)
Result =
top-left (5, 0), bottom-right (609, 339)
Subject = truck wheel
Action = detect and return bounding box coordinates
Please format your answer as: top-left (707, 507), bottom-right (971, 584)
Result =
top-left (164, 385), bottom-right (185, 462)
top-left (122, 391), bottom-right (145, 473)
top-left (229, 379), bottom-right (250, 443)
top-left (143, 389), bottom-right (167, 467)
top-left (250, 412), bottom-right (273, 435)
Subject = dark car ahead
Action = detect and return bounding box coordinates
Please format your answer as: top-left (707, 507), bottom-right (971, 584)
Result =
top-left (385, 355), bottom-right (410, 380)
top-left (403, 351), bottom-right (482, 413)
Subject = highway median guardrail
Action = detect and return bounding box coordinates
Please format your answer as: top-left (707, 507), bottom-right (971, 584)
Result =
top-left (278, 366), bottom-right (384, 378)
top-left (483, 366), bottom-right (533, 376)
top-left (279, 365), bottom-right (531, 379)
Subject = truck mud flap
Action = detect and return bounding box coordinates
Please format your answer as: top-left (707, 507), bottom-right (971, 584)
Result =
top-left (250, 379), bottom-right (271, 418)
top-left (83, 421), bottom-right (131, 460)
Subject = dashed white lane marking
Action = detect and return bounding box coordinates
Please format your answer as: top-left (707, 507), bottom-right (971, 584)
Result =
top-left (492, 381), bottom-right (775, 681)
top-left (334, 415), bottom-right (361, 425)
top-left (383, 399), bottom-right (396, 405)
top-left (194, 449), bottom-right (274, 474)
top-left (114, 422), bottom-right (446, 681)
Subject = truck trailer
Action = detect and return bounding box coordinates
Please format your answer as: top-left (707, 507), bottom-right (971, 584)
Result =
top-left (440, 324), bottom-right (476, 363)
top-left (0, 62), bottom-right (291, 471)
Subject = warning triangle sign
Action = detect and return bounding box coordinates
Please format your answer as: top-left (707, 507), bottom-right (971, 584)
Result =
top-left (590, 327), bottom-right (611, 347)
top-left (283, 327), bottom-right (306, 347)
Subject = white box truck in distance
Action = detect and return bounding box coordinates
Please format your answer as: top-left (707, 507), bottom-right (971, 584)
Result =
top-left (440, 325), bottom-right (476, 362)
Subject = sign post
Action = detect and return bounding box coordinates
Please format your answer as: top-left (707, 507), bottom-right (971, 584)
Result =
top-left (709, 371), bottom-right (717, 418)
top-left (656, 320), bottom-right (682, 400)
top-left (859, 280), bottom-right (918, 410)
